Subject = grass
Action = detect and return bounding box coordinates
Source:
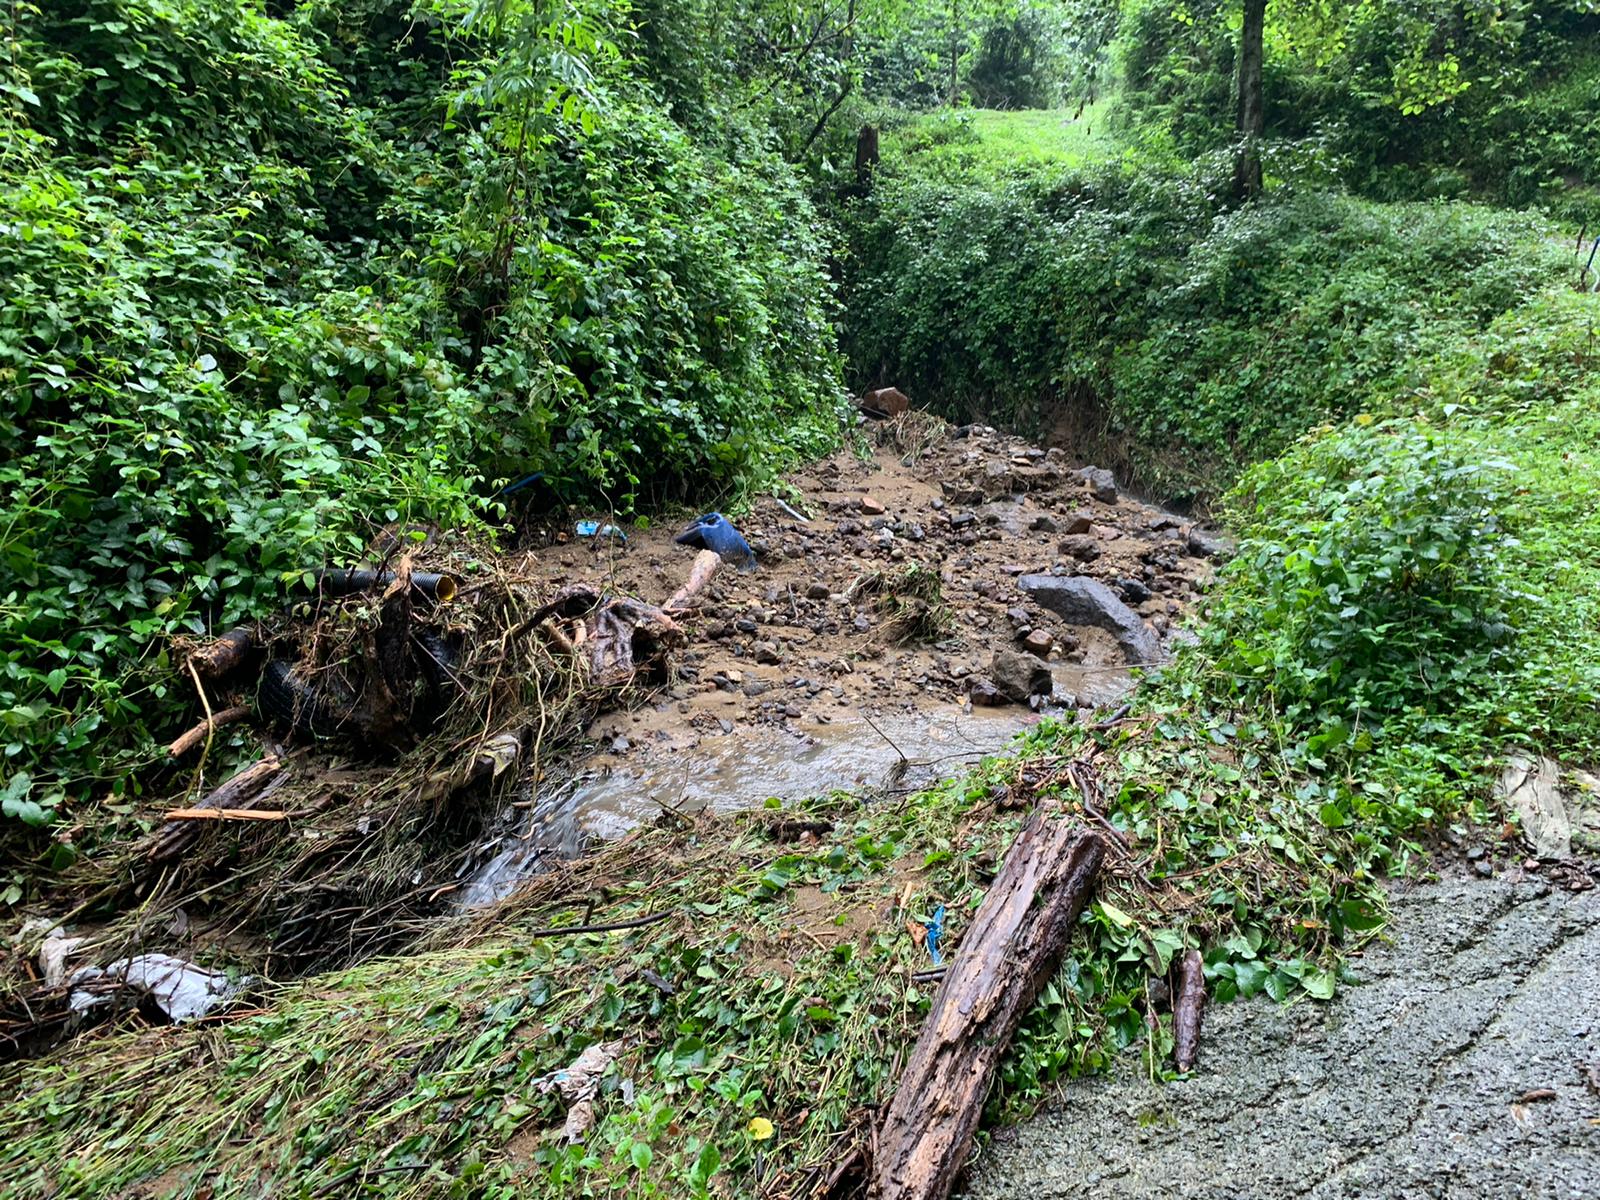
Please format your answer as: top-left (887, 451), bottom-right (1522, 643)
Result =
top-left (885, 101), bottom-right (1123, 180)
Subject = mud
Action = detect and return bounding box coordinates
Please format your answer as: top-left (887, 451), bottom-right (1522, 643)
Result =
top-left (966, 871), bottom-right (1600, 1200)
top-left (541, 424), bottom-right (1207, 767)
top-left (463, 420), bottom-right (1216, 901)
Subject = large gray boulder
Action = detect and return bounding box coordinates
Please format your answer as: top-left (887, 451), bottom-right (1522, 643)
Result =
top-left (1018, 574), bottom-right (1163, 665)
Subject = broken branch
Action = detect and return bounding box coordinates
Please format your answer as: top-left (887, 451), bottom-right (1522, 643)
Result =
top-left (665, 549), bottom-right (722, 612)
top-left (163, 808), bottom-right (288, 822)
top-left (167, 705), bottom-right (253, 758)
top-left (1173, 946), bottom-right (1206, 1073)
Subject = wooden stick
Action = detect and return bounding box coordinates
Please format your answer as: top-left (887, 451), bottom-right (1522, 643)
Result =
top-left (150, 757), bottom-right (285, 864)
top-left (163, 808), bottom-right (287, 822)
top-left (873, 817), bottom-right (1103, 1200)
top-left (167, 705), bottom-right (253, 757)
top-left (1173, 946), bottom-right (1206, 1073)
top-left (665, 549), bottom-right (722, 612)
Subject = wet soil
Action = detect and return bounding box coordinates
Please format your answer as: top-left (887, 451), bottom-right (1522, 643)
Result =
top-left (466, 421), bottom-right (1219, 898)
top-left (966, 870), bottom-right (1600, 1200)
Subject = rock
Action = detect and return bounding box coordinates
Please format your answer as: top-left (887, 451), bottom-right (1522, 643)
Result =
top-left (1018, 574), bottom-right (1164, 665)
top-left (743, 680), bottom-right (772, 697)
top-left (1061, 512), bottom-right (1094, 535)
top-left (990, 648), bottom-right (1052, 703)
top-left (837, 519), bottom-right (862, 536)
top-left (860, 495), bottom-right (886, 516)
top-left (806, 581), bottom-right (830, 600)
top-left (1030, 514), bottom-right (1059, 533)
top-left (860, 386), bottom-right (910, 418)
top-left (1022, 629), bottom-right (1054, 658)
top-left (735, 617), bottom-right (758, 634)
top-left (1116, 577), bottom-right (1152, 603)
top-left (1058, 535), bottom-right (1101, 562)
top-left (1496, 756), bottom-right (1571, 859)
top-left (950, 512), bottom-right (977, 530)
top-left (965, 675), bottom-right (1006, 706)
top-left (1186, 527), bottom-right (1234, 559)
top-left (753, 641), bottom-right (783, 665)
top-left (1078, 466), bottom-right (1118, 503)
top-left (1006, 606), bottom-right (1031, 626)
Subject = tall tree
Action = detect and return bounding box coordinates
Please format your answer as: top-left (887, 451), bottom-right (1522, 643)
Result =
top-left (1233, 0), bottom-right (1267, 198)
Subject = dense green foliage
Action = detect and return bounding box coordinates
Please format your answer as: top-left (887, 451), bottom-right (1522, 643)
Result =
top-left (0, 0), bottom-right (845, 832)
top-left (844, 151), bottom-right (1565, 503)
top-left (1115, 0), bottom-right (1600, 220)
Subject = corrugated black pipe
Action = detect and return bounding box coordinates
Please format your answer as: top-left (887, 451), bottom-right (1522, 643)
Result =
top-left (315, 568), bottom-right (458, 603)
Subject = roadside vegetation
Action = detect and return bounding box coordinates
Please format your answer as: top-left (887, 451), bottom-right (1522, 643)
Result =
top-left (4, 1), bottom-right (1600, 1197)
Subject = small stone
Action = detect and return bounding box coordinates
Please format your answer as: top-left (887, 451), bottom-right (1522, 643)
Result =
top-left (1062, 513), bottom-right (1094, 535)
top-left (1058, 535), bottom-right (1101, 562)
top-left (610, 735), bottom-right (630, 754)
top-left (1473, 860), bottom-right (1494, 878)
top-left (1079, 466), bottom-right (1118, 504)
top-left (753, 641), bottom-right (782, 665)
top-left (1030, 514), bottom-right (1059, 533)
top-left (806, 582), bottom-right (830, 600)
top-left (1023, 629), bottom-right (1054, 658)
top-left (966, 676), bottom-right (1005, 706)
top-left (744, 680), bottom-right (772, 697)
top-left (950, 512), bottom-right (977, 529)
top-left (860, 495), bottom-right (886, 516)
top-left (718, 718), bottom-right (734, 734)
top-left (735, 617), bottom-right (758, 634)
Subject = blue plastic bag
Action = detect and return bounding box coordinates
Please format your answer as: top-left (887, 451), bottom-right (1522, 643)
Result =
top-left (675, 512), bottom-right (756, 571)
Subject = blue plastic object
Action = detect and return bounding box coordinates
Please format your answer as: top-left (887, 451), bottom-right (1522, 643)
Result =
top-left (675, 512), bottom-right (756, 571)
top-left (925, 905), bottom-right (946, 966)
top-left (575, 520), bottom-right (627, 542)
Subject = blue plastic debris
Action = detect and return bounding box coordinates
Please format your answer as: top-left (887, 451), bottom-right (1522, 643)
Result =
top-left (575, 520), bottom-right (627, 542)
top-left (498, 470), bottom-right (546, 497)
top-left (675, 512), bottom-right (756, 571)
top-left (925, 905), bottom-right (946, 966)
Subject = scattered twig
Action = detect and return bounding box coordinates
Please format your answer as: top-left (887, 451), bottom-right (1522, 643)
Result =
top-left (163, 808), bottom-right (287, 822)
top-left (524, 909), bottom-right (675, 940)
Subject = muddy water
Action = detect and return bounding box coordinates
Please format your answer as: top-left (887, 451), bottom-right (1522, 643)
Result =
top-left (459, 662), bottom-right (1137, 907)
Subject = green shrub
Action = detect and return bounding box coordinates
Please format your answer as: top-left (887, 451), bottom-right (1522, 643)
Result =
top-left (843, 158), bottom-right (1564, 505)
top-left (0, 0), bottom-right (844, 838)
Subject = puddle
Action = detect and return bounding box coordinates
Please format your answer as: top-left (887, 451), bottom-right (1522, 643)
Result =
top-left (458, 705), bottom-right (1044, 907)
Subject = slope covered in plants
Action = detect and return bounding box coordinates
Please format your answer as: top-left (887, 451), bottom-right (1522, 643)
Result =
top-left (0, 0), bottom-right (844, 836)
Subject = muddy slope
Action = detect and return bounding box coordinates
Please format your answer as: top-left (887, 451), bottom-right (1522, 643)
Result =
top-left (966, 873), bottom-right (1600, 1200)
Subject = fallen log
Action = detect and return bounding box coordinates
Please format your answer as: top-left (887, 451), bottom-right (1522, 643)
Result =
top-left (1173, 946), bottom-right (1206, 1073)
top-left (665, 549), bottom-right (721, 612)
top-left (873, 817), bottom-right (1103, 1200)
top-left (167, 704), bottom-right (253, 757)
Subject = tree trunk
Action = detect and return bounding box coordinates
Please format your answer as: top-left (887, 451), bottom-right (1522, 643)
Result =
top-left (948, 0), bottom-right (960, 106)
top-left (873, 818), bottom-right (1104, 1200)
top-left (1232, 0), bottom-right (1267, 199)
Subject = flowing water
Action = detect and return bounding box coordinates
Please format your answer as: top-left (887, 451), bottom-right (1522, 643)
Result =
top-left (458, 662), bottom-right (1136, 907)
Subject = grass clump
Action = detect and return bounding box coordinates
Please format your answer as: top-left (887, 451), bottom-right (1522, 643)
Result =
top-left (851, 562), bottom-right (953, 645)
